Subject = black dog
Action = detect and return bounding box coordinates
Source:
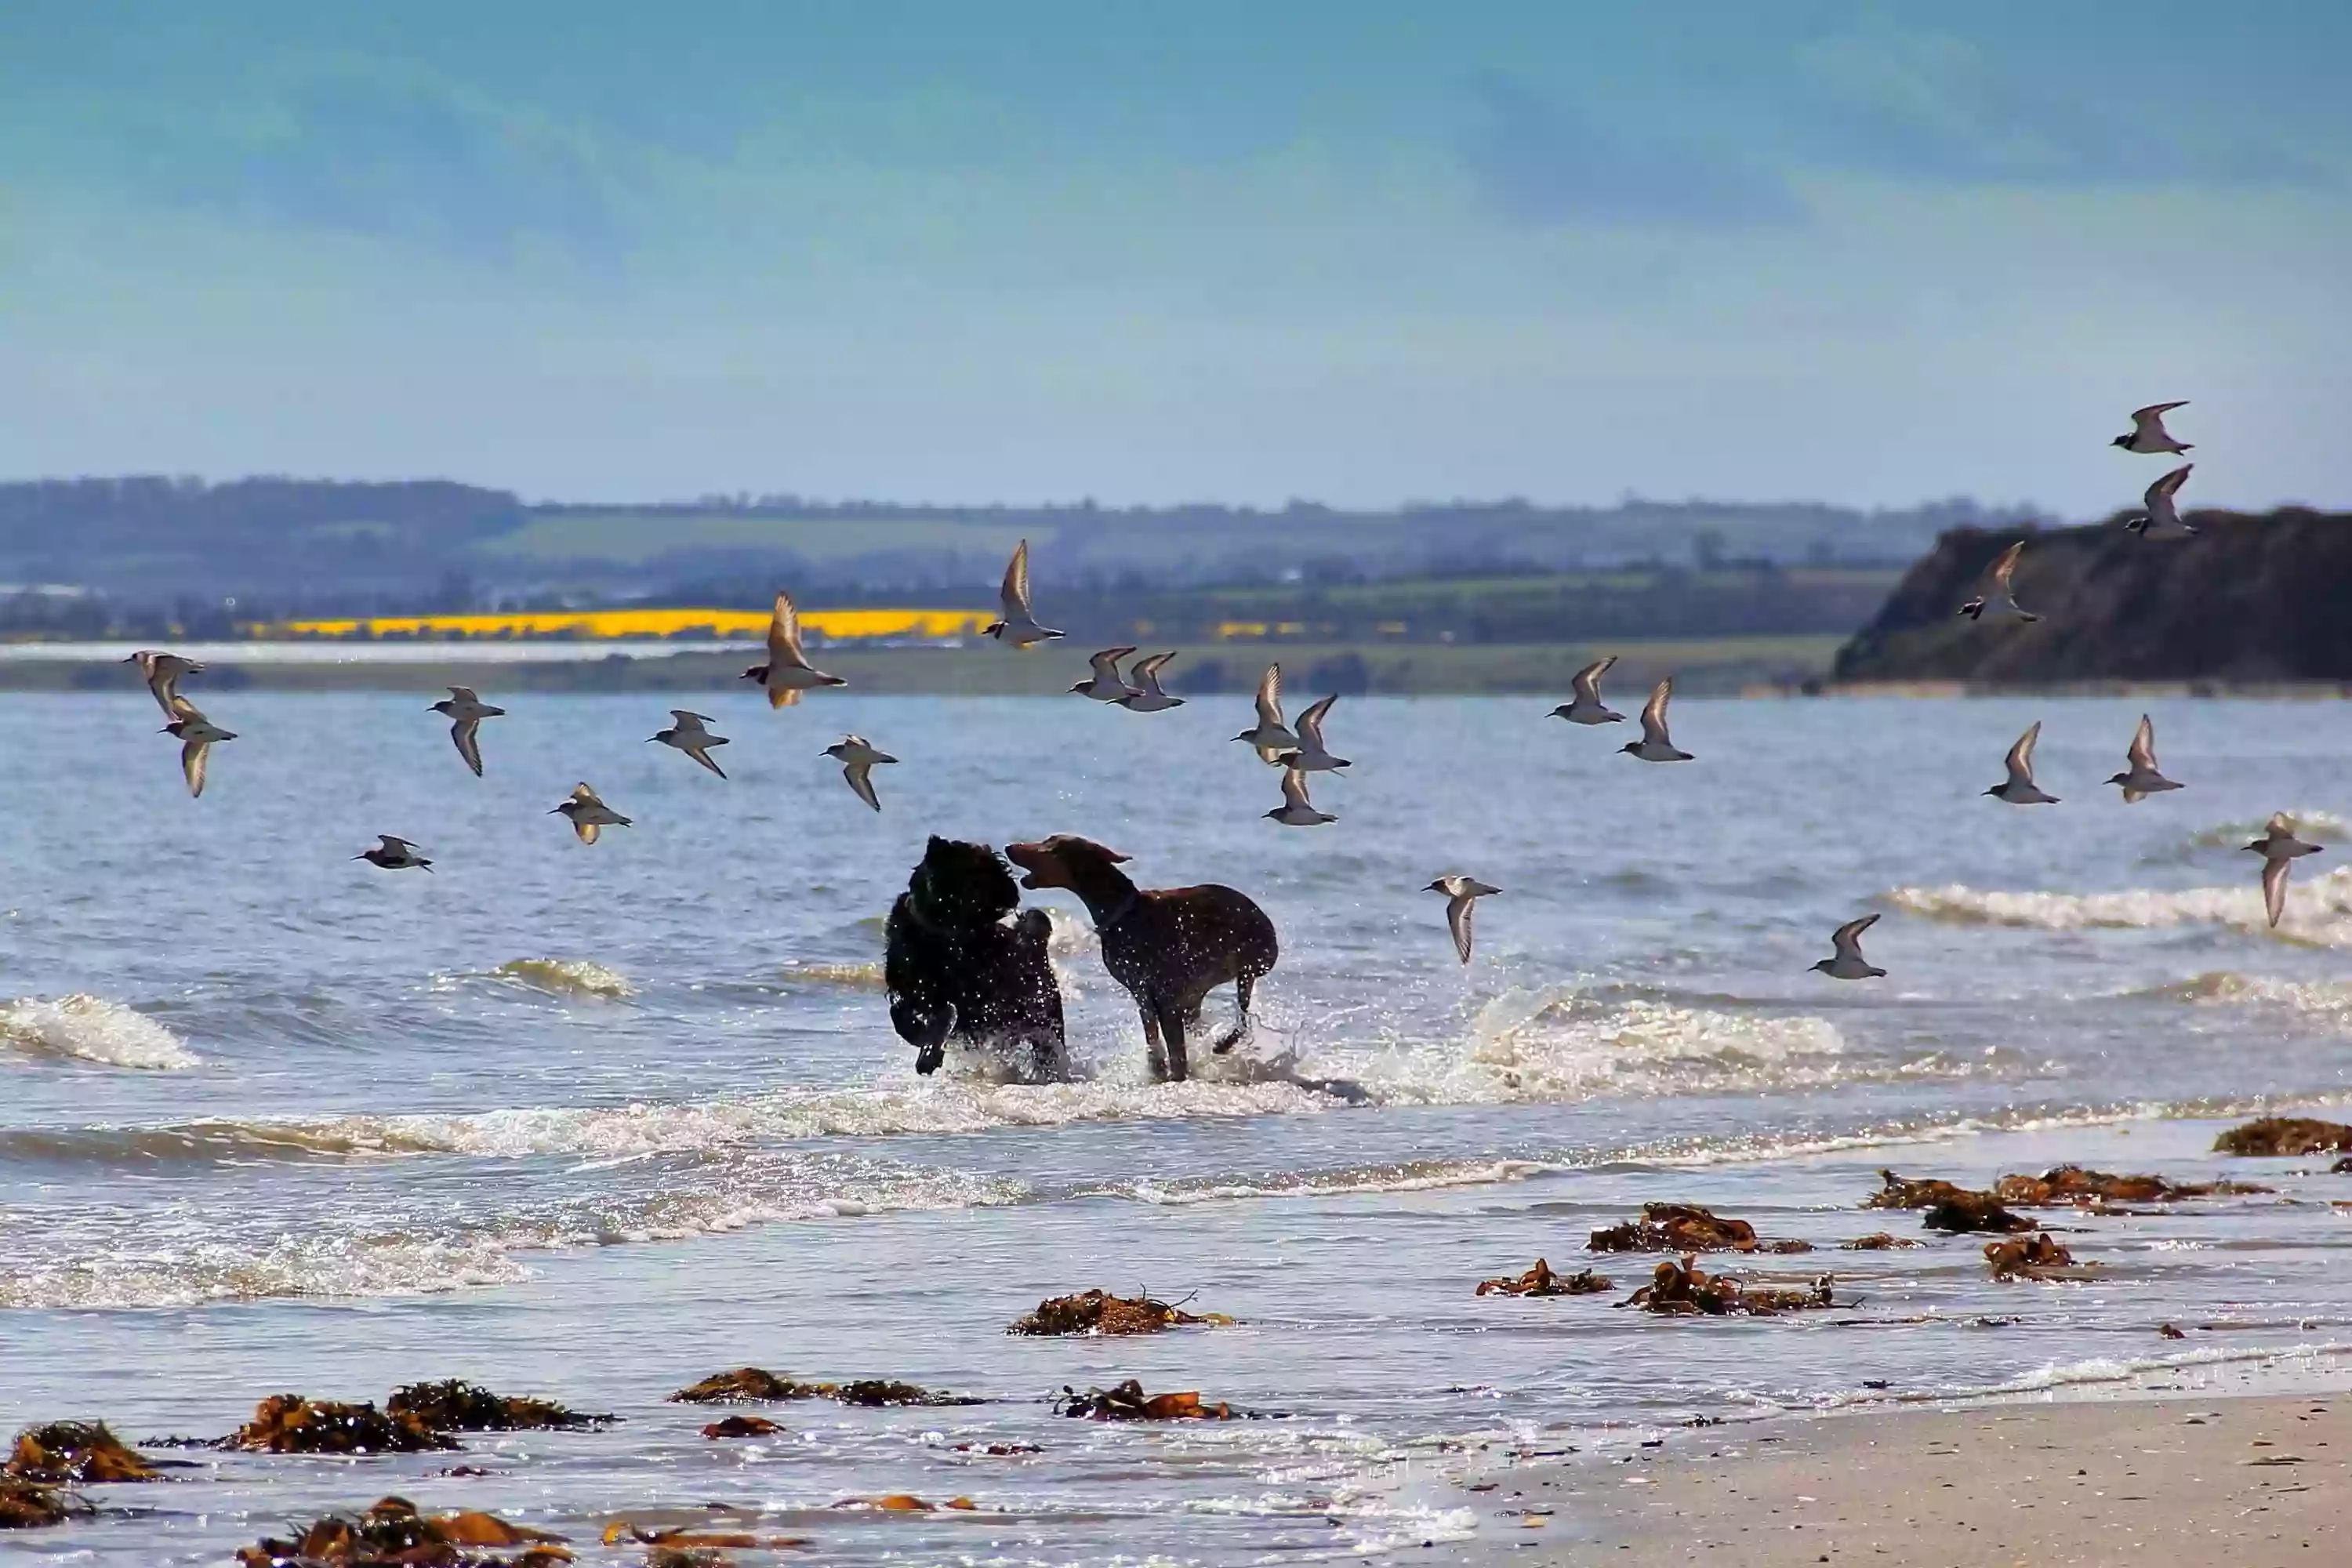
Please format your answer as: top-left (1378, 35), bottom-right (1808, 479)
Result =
top-left (884, 837), bottom-right (1068, 1080)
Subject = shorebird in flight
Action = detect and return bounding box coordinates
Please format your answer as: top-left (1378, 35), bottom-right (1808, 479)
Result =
top-left (1426, 875), bottom-right (1500, 964)
top-left (1234, 664), bottom-right (1299, 763)
top-left (429, 687), bottom-right (505, 777)
top-left (551, 782), bottom-right (630, 844)
top-left (2125, 464), bottom-right (2196, 537)
top-left (2112, 401), bottom-right (2192, 456)
top-left (1277, 694), bottom-right (1350, 773)
top-left (825, 735), bottom-right (897, 812)
top-left (2107, 714), bottom-right (2182, 803)
top-left (2244, 813), bottom-right (2324, 929)
top-left (1811, 914), bottom-right (1886, 980)
top-left (1984, 720), bottom-right (2058, 804)
top-left (161, 695), bottom-right (234, 798)
top-left (125, 650), bottom-right (203, 717)
top-left (1265, 764), bottom-right (1336, 826)
top-left (1958, 540), bottom-right (2042, 623)
top-left (1620, 677), bottom-right (1693, 762)
top-left (1117, 652), bottom-right (1186, 712)
top-left (650, 710), bottom-right (729, 778)
top-left (1551, 655), bottom-right (1624, 726)
top-left (982, 539), bottom-right (1062, 648)
top-left (1071, 647), bottom-right (1138, 702)
top-left (356, 834), bottom-right (433, 872)
top-left (742, 590), bottom-right (847, 708)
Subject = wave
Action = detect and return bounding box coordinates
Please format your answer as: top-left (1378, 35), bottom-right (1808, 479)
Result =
top-left (778, 960), bottom-right (886, 990)
top-left (1888, 866), bottom-right (2352, 946)
top-left (2137, 972), bottom-right (2352, 1029)
top-left (492, 959), bottom-right (633, 999)
top-left (2181, 811), bottom-right (2348, 850)
top-left (0, 996), bottom-right (198, 1070)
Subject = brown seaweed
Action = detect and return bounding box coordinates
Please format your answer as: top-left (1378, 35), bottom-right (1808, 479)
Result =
top-left (234, 1495), bottom-right (569, 1566)
top-left (1839, 1233), bottom-right (1923, 1250)
top-left (1054, 1380), bottom-right (1235, 1421)
top-left (1, 1479), bottom-right (92, 1530)
top-left (387, 1381), bottom-right (614, 1433)
top-left (1992, 1165), bottom-right (2269, 1205)
top-left (1008, 1289), bottom-right (1230, 1336)
top-left (6, 1422), bottom-right (158, 1483)
top-left (227, 1396), bottom-right (457, 1455)
top-left (1475, 1258), bottom-right (1613, 1297)
top-left (667, 1368), bottom-right (977, 1407)
top-left (1617, 1256), bottom-right (1840, 1316)
top-left (1983, 1232), bottom-right (2093, 1281)
top-left (2213, 1116), bottom-right (2352, 1156)
top-left (1588, 1203), bottom-right (1813, 1254)
top-left (699, 1417), bottom-right (780, 1440)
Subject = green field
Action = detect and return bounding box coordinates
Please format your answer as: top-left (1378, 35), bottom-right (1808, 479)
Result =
top-left (477, 514), bottom-right (1048, 565)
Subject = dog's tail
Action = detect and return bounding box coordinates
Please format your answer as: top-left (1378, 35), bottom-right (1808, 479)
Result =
top-left (1210, 973), bottom-right (1258, 1054)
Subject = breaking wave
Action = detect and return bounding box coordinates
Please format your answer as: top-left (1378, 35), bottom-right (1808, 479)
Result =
top-left (492, 959), bottom-right (633, 999)
top-left (0, 995), bottom-right (199, 1070)
top-left (2140, 972), bottom-right (2352, 1029)
top-left (1888, 866), bottom-right (2352, 946)
top-left (2181, 811), bottom-right (2348, 851)
top-left (778, 960), bottom-right (886, 989)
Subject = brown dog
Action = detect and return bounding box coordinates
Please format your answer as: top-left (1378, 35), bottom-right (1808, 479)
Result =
top-left (1003, 836), bottom-right (1277, 1083)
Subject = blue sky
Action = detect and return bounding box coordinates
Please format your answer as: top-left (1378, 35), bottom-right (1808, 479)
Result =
top-left (2, 2), bottom-right (2346, 517)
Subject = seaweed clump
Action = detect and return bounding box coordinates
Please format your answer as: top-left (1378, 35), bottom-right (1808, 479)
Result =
top-left (227, 1396), bottom-right (456, 1455)
top-left (1588, 1203), bottom-right (1813, 1254)
top-left (1983, 1232), bottom-right (2094, 1282)
top-left (387, 1382), bottom-right (613, 1434)
top-left (1009, 1290), bottom-right (1229, 1336)
top-left (1, 1478), bottom-right (93, 1530)
top-left (1864, 1171), bottom-right (2031, 1233)
top-left (1054, 1380), bottom-right (1235, 1421)
top-left (1993, 1166), bottom-right (2267, 1205)
top-left (6, 1422), bottom-right (158, 1484)
top-left (667, 1368), bottom-right (976, 1407)
top-left (1617, 1257), bottom-right (1839, 1317)
top-left (2214, 1117), bottom-right (2352, 1156)
top-left (1475, 1258), bottom-right (1613, 1297)
top-left (1840, 1233), bottom-right (1923, 1250)
top-left (234, 1496), bottom-right (569, 1566)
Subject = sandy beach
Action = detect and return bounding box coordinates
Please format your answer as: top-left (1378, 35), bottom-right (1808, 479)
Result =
top-left (1487, 1390), bottom-right (2348, 1566)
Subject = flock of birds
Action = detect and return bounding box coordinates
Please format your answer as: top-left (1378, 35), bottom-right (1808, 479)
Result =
top-left (111, 398), bottom-right (2325, 980)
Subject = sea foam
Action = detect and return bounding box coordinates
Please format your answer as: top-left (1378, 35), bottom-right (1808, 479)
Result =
top-left (0, 995), bottom-right (199, 1070)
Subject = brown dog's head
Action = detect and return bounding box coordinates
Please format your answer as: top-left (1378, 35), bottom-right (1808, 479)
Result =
top-left (1004, 835), bottom-right (1131, 891)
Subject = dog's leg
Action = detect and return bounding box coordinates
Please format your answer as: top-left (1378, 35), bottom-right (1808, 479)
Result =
top-left (1157, 1003), bottom-right (1190, 1083)
top-left (1211, 972), bottom-right (1255, 1054)
top-left (1138, 1007), bottom-right (1169, 1082)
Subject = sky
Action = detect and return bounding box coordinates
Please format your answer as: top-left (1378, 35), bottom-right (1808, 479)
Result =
top-left (2, 2), bottom-right (2347, 517)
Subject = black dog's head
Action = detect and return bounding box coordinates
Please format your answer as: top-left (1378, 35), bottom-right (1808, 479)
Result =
top-left (908, 836), bottom-right (1022, 927)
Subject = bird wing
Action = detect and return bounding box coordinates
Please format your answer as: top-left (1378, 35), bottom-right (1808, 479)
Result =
top-left (1131, 652), bottom-right (1171, 691)
top-left (2265, 811), bottom-right (2295, 838)
top-left (1296, 693), bottom-right (1337, 746)
top-left (1989, 539), bottom-right (2026, 592)
top-left (143, 659), bottom-right (183, 715)
top-left (180, 740), bottom-right (209, 798)
top-left (1279, 765), bottom-right (1312, 810)
top-left (2263, 855), bottom-right (2290, 928)
top-left (1571, 655), bottom-right (1614, 706)
top-left (688, 742), bottom-right (728, 779)
top-left (1831, 913), bottom-right (1880, 962)
top-left (670, 709), bottom-right (710, 728)
top-left (844, 762), bottom-right (882, 811)
top-left (2131, 401), bottom-right (2188, 426)
top-left (574, 820), bottom-right (601, 845)
top-left (449, 686), bottom-right (477, 704)
top-left (2005, 720), bottom-right (2042, 787)
top-left (2128, 713), bottom-right (2158, 771)
top-left (166, 692), bottom-right (205, 725)
top-left (1447, 895), bottom-right (1476, 964)
top-left (2148, 463), bottom-right (2191, 505)
top-left (1639, 677), bottom-right (1674, 747)
top-left (768, 590), bottom-right (811, 670)
top-left (451, 717), bottom-right (485, 777)
top-left (1088, 647), bottom-right (1133, 684)
top-left (1000, 539), bottom-right (1033, 619)
top-left (768, 685), bottom-right (801, 708)
top-left (1255, 664), bottom-right (1284, 727)
top-left (379, 835), bottom-right (412, 853)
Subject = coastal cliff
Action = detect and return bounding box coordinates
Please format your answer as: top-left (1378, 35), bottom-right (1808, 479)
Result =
top-left (1831, 509), bottom-right (2352, 684)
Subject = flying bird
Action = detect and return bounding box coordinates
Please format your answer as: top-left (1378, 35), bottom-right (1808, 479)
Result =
top-left (1265, 764), bottom-right (1336, 826)
top-left (1117, 651), bottom-right (1186, 712)
top-left (356, 834), bottom-right (433, 872)
top-left (550, 782), bottom-right (631, 844)
top-left (824, 735), bottom-right (897, 811)
top-left (2244, 813), bottom-right (2324, 929)
top-left (2125, 464), bottom-right (2196, 537)
top-left (1811, 914), bottom-right (1887, 980)
top-left (2107, 714), bottom-right (2182, 803)
top-left (1620, 677), bottom-right (1693, 762)
top-left (161, 694), bottom-right (234, 798)
top-left (1233, 664), bottom-right (1300, 763)
top-left (125, 650), bottom-right (203, 717)
top-left (1426, 875), bottom-right (1500, 964)
top-left (2112, 401), bottom-right (2192, 456)
top-left (1277, 694), bottom-right (1350, 773)
top-left (982, 539), bottom-right (1062, 647)
top-left (428, 687), bottom-right (505, 777)
top-left (1071, 646), bottom-right (1138, 702)
top-left (741, 590), bottom-right (847, 708)
top-left (1958, 540), bottom-right (2042, 623)
top-left (1984, 720), bottom-right (2058, 804)
top-left (650, 710), bottom-right (730, 778)
top-left (1550, 655), bottom-right (1624, 725)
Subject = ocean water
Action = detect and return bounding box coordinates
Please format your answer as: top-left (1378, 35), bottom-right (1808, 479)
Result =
top-left (4, 689), bottom-right (2352, 1563)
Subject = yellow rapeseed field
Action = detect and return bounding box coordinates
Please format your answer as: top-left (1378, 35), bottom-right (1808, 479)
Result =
top-left (261, 607), bottom-right (991, 641)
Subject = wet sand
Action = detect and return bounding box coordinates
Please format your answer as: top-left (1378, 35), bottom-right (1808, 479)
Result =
top-left (1504, 1392), bottom-right (2348, 1566)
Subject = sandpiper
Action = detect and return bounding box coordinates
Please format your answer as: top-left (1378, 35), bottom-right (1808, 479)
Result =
top-left (1958, 539), bottom-right (2042, 623)
top-left (1265, 764), bottom-right (1336, 826)
top-left (741, 590), bottom-right (847, 708)
top-left (1620, 677), bottom-right (1692, 762)
top-left (1233, 664), bottom-right (1299, 763)
top-left (2107, 713), bottom-right (2182, 803)
top-left (429, 687), bottom-right (505, 777)
top-left (1277, 693), bottom-right (1350, 772)
top-left (1985, 720), bottom-right (2058, 804)
top-left (1811, 913), bottom-right (1886, 979)
top-left (1550, 655), bottom-right (1624, 725)
top-left (1072, 646), bottom-right (1138, 702)
top-left (161, 694), bottom-right (234, 798)
top-left (2112, 401), bottom-right (2191, 456)
top-left (2125, 463), bottom-right (2196, 537)
top-left (982, 539), bottom-right (1062, 647)
top-left (825, 735), bottom-right (897, 812)
top-left (125, 650), bottom-right (204, 717)
top-left (1426, 874), bottom-right (1500, 964)
top-left (356, 834), bottom-right (433, 872)
top-left (1117, 652), bottom-right (1187, 712)
top-left (550, 782), bottom-right (630, 844)
top-left (2244, 813), bottom-right (2324, 929)
top-left (650, 710), bottom-right (730, 778)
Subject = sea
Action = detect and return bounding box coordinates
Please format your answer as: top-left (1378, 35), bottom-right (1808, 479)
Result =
top-left (4, 687), bottom-right (2351, 1563)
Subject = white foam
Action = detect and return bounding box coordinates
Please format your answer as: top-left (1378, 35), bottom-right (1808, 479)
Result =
top-left (492, 958), bottom-right (633, 998)
top-left (1889, 866), bottom-right (2352, 947)
top-left (0, 995), bottom-right (199, 1070)
top-left (2183, 811), bottom-right (2348, 850)
top-left (2152, 971), bottom-right (2352, 1027)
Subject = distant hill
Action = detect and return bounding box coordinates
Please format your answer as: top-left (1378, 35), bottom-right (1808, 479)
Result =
top-left (1832, 510), bottom-right (2352, 684)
